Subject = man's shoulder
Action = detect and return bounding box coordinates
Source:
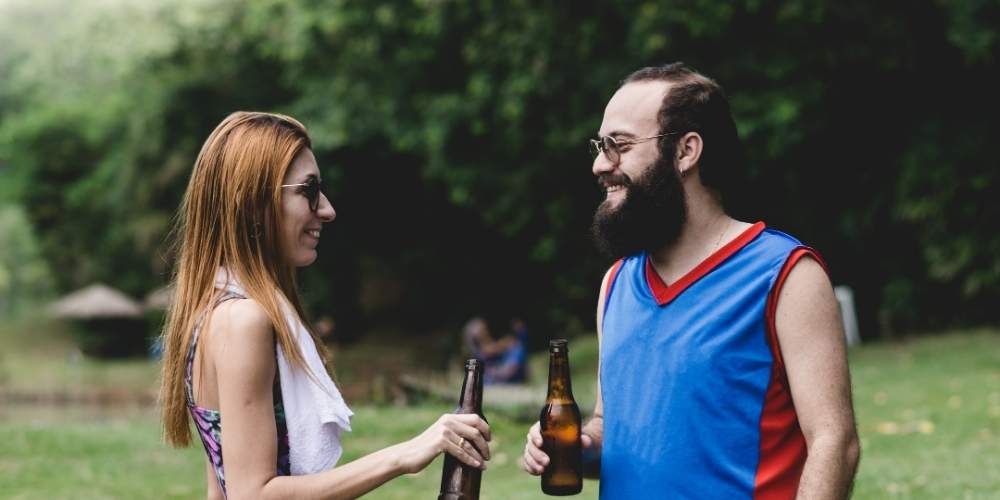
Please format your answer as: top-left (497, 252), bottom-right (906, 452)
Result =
top-left (599, 255), bottom-right (636, 282)
top-left (758, 226), bottom-right (804, 248)
top-left (748, 226), bottom-right (814, 264)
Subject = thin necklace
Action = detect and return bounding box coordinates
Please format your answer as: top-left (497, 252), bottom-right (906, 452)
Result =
top-left (714, 217), bottom-right (731, 250)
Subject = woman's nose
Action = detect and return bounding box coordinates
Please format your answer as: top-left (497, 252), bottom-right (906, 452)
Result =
top-left (317, 193), bottom-right (336, 222)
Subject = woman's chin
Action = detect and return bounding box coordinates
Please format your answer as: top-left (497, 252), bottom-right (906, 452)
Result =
top-left (291, 250), bottom-right (318, 267)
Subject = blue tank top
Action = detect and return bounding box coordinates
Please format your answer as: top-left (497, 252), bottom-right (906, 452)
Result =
top-left (599, 222), bottom-right (818, 499)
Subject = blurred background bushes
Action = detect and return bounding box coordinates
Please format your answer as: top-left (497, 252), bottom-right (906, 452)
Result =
top-left (1, 0), bottom-right (997, 344)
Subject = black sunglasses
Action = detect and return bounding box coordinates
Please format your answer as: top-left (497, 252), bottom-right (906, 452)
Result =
top-left (280, 176), bottom-right (325, 212)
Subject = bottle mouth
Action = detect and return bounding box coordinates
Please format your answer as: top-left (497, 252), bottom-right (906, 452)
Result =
top-left (549, 339), bottom-right (568, 352)
top-left (465, 358), bottom-right (482, 369)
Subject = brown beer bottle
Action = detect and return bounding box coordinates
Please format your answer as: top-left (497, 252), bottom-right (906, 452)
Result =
top-left (540, 339), bottom-right (583, 495)
top-left (438, 358), bottom-right (486, 500)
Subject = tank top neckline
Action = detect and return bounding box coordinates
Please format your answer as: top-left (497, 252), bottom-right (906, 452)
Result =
top-left (644, 221), bottom-right (766, 306)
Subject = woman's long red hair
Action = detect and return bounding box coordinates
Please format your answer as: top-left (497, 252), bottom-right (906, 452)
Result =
top-left (159, 111), bottom-right (327, 447)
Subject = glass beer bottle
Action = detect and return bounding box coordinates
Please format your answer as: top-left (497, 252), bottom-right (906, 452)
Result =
top-left (438, 359), bottom-right (486, 500)
top-left (540, 339), bottom-right (583, 495)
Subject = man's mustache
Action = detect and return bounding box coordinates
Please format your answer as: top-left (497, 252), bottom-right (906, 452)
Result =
top-left (597, 173), bottom-right (632, 189)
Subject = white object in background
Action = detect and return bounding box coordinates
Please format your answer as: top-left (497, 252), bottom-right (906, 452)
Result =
top-left (834, 285), bottom-right (861, 346)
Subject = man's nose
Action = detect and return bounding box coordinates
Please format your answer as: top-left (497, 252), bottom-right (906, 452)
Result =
top-left (592, 152), bottom-right (616, 177)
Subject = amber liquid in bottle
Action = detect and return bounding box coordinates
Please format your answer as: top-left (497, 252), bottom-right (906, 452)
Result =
top-left (540, 339), bottom-right (583, 495)
top-left (438, 359), bottom-right (486, 500)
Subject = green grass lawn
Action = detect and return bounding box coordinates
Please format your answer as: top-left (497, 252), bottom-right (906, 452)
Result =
top-left (848, 329), bottom-right (999, 499)
top-left (1, 314), bottom-right (998, 499)
top-left (0, 315), bottom-right (160, 399)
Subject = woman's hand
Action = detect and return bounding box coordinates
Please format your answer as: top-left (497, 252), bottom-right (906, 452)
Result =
top-left (395, 414), bottom-right (491, 474)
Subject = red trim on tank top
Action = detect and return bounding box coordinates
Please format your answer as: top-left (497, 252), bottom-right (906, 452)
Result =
top-left (753, 246), bottom-right (828, 499)
top-left (644, 221), bottom-right (766, 306)
top-left (603, 259), bottom-right (625, 313)
top-left (763, 247), bottom-right (829, 370)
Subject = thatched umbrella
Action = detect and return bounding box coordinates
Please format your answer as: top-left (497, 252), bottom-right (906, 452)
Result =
top-left (49, 284), bottom-right (147, 358)
top-left (143, 285), bottom-right (174, 311)
top-left (49, 283), bottom-right (143, 319)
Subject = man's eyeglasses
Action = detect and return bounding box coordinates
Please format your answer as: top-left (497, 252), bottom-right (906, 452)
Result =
top-left (280, 177), bottom-right (325, 212)
top-left (589, 132), bottom-right (679, 164)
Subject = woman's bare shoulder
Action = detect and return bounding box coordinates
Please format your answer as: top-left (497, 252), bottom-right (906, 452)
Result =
top-left (203, 298), bottom-right (276, 367)
top-left (203, 298), bottom-right (278, 414)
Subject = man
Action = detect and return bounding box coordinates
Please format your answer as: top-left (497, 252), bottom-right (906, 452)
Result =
top-left (522, 63), bottom-right (860, 499)
top-left (463, 317), bottom-right (529, 384)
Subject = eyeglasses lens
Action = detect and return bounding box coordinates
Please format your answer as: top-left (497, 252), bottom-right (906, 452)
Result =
top-left (590, 137), bottom-right (623, 163)
top-left (589, 139), bottom-right (601, 159)
top-left (307, 179), bottom-right (321, 212)
top-left (602, 137), bottom-right (619, 163)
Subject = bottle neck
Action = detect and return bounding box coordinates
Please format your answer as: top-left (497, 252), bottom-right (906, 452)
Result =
top-left (546, 351), bottom-right (574, 401)
top-left (457, 363), bottom-right (484, 415)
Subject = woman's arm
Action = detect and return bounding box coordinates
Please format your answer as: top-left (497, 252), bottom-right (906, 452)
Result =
top-left (263, 413), bottom-right (490, 499)
top-left (205, 456), bottom-right (224, 500)
top-left (208, 299), bottom-right (490, 500)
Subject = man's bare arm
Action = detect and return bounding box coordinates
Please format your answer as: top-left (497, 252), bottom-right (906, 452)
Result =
top-left (581, 265), bottom-right (613, 478)
top-left (581, 380), bottom-right (604, 478)
top-left (523, 266), bottom-right (612, 478)
top-left (776, 256), bottom-right (861, 500)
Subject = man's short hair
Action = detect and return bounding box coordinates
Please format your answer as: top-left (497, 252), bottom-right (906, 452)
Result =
top-left (622, 63), bottom-right (745, 204)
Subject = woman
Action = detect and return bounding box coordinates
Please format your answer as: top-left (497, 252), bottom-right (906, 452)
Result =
top-left (159, 112), bottom-right (490, 499)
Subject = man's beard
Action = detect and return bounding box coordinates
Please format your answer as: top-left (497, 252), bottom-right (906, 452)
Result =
top-left (590, 154), bottom-right (688, 259)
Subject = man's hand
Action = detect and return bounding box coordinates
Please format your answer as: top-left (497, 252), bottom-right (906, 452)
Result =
top-left (521, 421), bottom-right (596, 475)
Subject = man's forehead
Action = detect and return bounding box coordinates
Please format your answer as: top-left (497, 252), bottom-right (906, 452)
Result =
top-left (599, 80), bottom-right (670, 137)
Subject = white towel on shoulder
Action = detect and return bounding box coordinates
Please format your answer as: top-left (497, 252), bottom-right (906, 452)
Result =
top-left (215, 268), bottom-right (353, 475)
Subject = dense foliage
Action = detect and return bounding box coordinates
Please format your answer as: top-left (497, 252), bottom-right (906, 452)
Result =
top-left (1, 0), bottom-right (997, 340)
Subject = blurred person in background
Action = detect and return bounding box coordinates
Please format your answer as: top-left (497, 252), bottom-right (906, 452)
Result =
top-left (314, 315), bottom-right (335, 339)
top-left (463, 316), bottom-right (528, 384)
top-left (159, 112), bottom-right (490, 499)
top-left (522, 63), bottom-right (859, 499)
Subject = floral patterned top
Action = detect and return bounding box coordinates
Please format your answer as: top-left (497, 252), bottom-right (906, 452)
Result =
top-left (185, 292), bottom-right (291, 497)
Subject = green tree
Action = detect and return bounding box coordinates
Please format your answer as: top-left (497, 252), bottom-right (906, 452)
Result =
top-left (0, 205), bottom-right (54, 316)
top-left (2, 0), bottom-right (997, 338)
